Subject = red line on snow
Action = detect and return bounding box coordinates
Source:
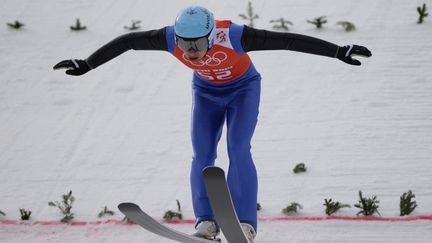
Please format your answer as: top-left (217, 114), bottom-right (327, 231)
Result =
top-left (0, 219), bottom-right (127, 226)
top-left (258, 215), bottom-right (432, 222)
top-left (1, 215), bottom-right (432, 227)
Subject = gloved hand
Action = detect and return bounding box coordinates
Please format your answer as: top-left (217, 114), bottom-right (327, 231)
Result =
top-left (53, 59), bottom-right (91, 76)
top-left (337, 45), bottom-right (372, 66)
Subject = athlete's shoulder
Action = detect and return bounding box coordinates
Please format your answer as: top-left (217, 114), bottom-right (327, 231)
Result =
top-left (165, 25), bottom-right (176, 53)
top-left (215, 20), bottom-right (231, 28)
top-left (215, 20), bottom-right (244, 30)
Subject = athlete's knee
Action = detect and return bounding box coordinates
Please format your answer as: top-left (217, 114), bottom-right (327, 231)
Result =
top-left (227, 139), bottom-right (251, 154)
top-left (192, 152), bottom-right (217, 166)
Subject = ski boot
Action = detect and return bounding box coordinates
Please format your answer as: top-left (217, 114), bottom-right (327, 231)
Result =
top-left (241, 223), bottom-right (257, 243)
top-left (193, 220), bottom-right (221, 241)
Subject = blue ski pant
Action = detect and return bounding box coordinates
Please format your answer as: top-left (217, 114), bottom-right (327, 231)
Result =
top-left (190, 77), bottom-right (260, 230)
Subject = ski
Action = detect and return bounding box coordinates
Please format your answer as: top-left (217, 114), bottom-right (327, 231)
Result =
top-left (118, 202), bottom-right (217, 243)
top-left (203, 166), bottom-right (251, 243)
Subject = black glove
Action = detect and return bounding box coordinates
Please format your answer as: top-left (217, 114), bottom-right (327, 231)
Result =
top-left (337, 45), bottom-right (372, 66)
top-left (53, 59), bottom-right (91, 76)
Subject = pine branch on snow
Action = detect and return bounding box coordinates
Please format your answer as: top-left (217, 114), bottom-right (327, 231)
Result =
top-left (354, 191), bottom-right (380, 216)
top-left (176, 199), bottom-right (181, 212)
top-left (7, 20), bottom-right (25, 29)
top-left (48, 190), bottom-right (75, 222)
top-left (323, 198), bottom-right (351, 216)
top-left (122, 216), bottom-right (133, 223)
top-left (417, 3), bottom-right (429, 24)
top-left (163, 210), bottom-right (183, 221)
top-left (307, 16), bottom-right (328, 29)
top-left (336, 21), bottom-right (356, 32)
top-left (239, 1), bottom-right (259, 27)
top-left (282, 202), bottom-right (303, 215)
top-left (70, 18), bottom-right (86, 31)
top-left (270, 18), bottom-right (293, 31)
top-left (163, 200), bottom-right (183, 221)
top-left (19, 208), bottom-right (32, 220)
top-left (400, 190), bottom-right (417, 216)
top-left (293, 163), bottom-right (307, 174)
top-left (257, 203), bottom-right (262, 211)
top-left (124, 20), bottom-right (141, 30)
top-left (97, 206), bottom-right (115, 218)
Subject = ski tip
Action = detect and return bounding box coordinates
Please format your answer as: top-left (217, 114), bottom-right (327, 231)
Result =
top-left (202, 166), bottom-right (225, 177)
top-left (118, 202), bottom-right (139, 211)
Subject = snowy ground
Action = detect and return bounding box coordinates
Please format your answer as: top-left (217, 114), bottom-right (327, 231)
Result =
top-left (1, 0), bottom-right (432, 242)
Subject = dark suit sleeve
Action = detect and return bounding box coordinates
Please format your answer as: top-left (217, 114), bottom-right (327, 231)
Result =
top-left (240, 25), bottom-right (339, 58)
top-left (86, 27), bottom-right (168, 69)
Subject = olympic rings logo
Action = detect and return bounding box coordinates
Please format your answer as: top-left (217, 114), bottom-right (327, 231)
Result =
top-left (182, 51), bottom-right (228, 67)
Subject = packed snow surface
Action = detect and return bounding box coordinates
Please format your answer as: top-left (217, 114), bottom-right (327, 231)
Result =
top-left (1, 0), bottom-right (431, 242)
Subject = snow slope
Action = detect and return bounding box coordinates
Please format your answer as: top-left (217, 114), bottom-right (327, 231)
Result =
top-left (1, 0), bottom-right (432, 242)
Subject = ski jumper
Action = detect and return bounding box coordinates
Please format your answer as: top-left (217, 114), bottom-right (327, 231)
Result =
top-left (84, 19), bottom-right (340, 231)
top-left (167, 20), bottom-right (261, 229)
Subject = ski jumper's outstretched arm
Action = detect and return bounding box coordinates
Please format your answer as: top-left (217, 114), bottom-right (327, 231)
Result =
top-left (240, 26), bottom-right (372, 65)
top-left (53, 28), bottom-right (168, 75)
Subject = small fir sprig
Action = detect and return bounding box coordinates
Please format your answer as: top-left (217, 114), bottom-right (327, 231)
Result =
top-left (282, 202), bottom-right (302, 215)
top-left (293, 163), bottom-right (307, 174)
top-left (19, 209), bottom-right (32, 220)
top-left (70, 18), bottom-right (86, 31)
top-left (122, 216), bottom-right (133, 223)
top-left (400, 190), bottom-right (417, 216)
top-left (7, 20), bottom-right (25, 29)
top-left (239, 1), bottom-right (259, 27)
top-left (354, 191), bottom-right (380, 216)
top-left (336, 21), bottom-right (356, 32)
top-left (163, 210), bottom-right (183, 221)
top-left (270, 18), bottom-right (293, 31)
top-left (48, 190), bottom-right (75, 222)
top-left (97, 206), bottom-right (115, 218)
top-left (163, 200), bottom-right (183, 221)
top-left (417, 4), bottom-right (429, 24)
top-left (307, 16), bottom-right (327, 29)
top-left (0, 210), bottom-right (5, 216)
top-left (124, 20), bottom-right (141, 31)
top-left (323, 198), bottom-right (351, 216)
top-left (176, 199), bottom-right (181, 212)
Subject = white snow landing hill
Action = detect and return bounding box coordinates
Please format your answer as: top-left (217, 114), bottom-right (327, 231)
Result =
top-left (1, 0), bottom-right (432, 242)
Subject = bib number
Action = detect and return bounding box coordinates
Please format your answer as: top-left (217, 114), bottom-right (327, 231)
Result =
top-left (196, 70), bottom-right (232, 81)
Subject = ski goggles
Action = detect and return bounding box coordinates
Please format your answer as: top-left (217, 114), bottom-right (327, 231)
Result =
top-left (176, 36), bottom-right (209, 53)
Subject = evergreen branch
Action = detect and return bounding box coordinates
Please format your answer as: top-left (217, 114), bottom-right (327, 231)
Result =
top-left (70, 18), bottom-right (86, 31)
top-left (48, 190), bottom-right (75, 222)
top-left (97, 206), bottom-right (115, 218)
top-left (336, 21), bottom-right (356, 32)
top-left (122, 216), bottom-right (133, 223)
top-left (257, 203), bottom-right (262, 211)
top-left (163, 200), bottom-right (183, 222)
top-left (239, 1), bottom-right (259, 27)
top-left (19, 208), bottom-right (32, 220)
top-left (176, 199), bottom-right (181, 212)
top-left (400, 190), bottom-right (417, 216)
top-left (323, 198), bottom-right (351, 216)
top-left (417, 3), bottom-right (429, 24)
top-left (282, 202), bottom-right (303, 215)
top-left (163, 210), bottom-right (183, 221)
top-left (7, 20), bottom-right (25, 29)
top-left (124, 20), bottom-right (141, 30)
top-left (307, 16), bottom-right (327, 29)
top-left (354, 191), bottom-right (380, 216)
top-left (293, 163), bottom-right (307, 174)
top-left (270, 18), bottom-right (293, 31)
